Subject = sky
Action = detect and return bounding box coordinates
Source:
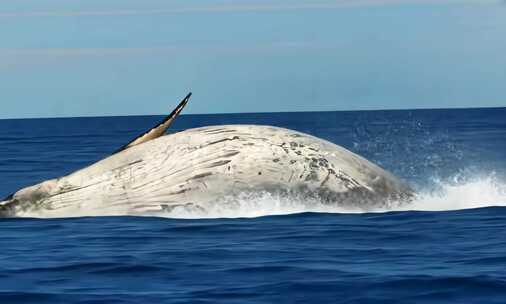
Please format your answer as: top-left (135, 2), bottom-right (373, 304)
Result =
top-left (1, 0), bottom-right (506, 119)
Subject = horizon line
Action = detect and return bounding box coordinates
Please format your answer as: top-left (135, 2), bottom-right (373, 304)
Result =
top-left (1, 105), bottom-right (504, 121)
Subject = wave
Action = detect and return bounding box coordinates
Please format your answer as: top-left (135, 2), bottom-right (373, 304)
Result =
top-left (161, 172), bottom-right (506, 219)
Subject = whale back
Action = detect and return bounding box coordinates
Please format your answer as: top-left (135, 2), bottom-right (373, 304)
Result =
top-left (1, 125), bottom-right (413, 217)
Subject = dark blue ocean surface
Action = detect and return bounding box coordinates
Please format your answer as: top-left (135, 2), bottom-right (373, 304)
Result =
top-left (0, 108), bottom-right (505, 303)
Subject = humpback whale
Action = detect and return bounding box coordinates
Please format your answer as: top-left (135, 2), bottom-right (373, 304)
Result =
top-left (0, 93), bottom-right (414, 218)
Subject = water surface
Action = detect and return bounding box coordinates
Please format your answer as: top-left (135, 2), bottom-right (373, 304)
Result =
top-left (0, 108), bottom-right (505, 303)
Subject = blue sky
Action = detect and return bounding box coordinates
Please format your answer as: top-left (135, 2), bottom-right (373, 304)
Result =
top-left (1, 0), bottom-right (505, 118)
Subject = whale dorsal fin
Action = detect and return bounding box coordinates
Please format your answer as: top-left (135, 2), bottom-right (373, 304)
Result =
top-left (115, 92), bottom-right (192, 154)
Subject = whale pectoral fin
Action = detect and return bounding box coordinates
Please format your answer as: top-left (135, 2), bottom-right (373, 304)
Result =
top-left (114, 92), bottom-right (192, 154)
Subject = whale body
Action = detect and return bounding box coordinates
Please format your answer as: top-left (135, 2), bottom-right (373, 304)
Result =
top-left (0, 125), bottom-right (413, 218)
top-left (0, 94), bottom-right (414, 218)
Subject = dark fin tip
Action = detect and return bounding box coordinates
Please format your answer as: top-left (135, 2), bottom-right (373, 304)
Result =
top-left (113, 92), bottom-right (192, 154)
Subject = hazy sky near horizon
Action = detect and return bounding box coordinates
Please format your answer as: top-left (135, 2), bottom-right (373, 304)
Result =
top-left (1, 0), bottom-right (506, 118)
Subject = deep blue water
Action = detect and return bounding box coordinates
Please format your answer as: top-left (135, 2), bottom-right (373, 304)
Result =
top-left (0, 108), bottom-right (505, 303)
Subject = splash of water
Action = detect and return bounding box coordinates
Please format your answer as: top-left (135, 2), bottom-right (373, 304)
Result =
top-left (162, 172), bottom-right (506, 219)
top-left (398, 173), bottom-right (506, 212)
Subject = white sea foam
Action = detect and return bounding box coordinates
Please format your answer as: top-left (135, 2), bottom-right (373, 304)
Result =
top-left (397, 173), bottom-right (506, 212)
top-left (162, 172), bottom-right (506, 219)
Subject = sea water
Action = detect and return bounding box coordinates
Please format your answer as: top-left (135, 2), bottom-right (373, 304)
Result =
top-left (0, 108), bottom-right (505, 303)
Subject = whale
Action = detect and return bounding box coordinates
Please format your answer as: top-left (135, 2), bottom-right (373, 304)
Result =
top-left (0, 93), bottom-right (414, 218)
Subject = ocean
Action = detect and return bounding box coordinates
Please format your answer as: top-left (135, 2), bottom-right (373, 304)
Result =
top-left (0, 108), bottom-right (505, 303)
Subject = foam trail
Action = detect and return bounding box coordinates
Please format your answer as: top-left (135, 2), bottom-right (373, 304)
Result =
top-left (161, 173), bottom-right (506, 219)
top-left (161, 192), bottom-right (348, 219)
top-left (397, 174), bottom-right (506, 212)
